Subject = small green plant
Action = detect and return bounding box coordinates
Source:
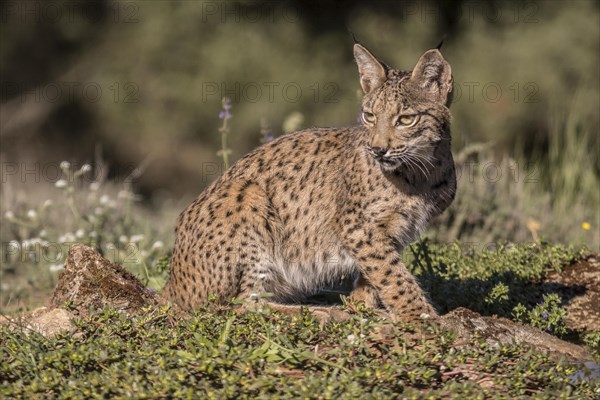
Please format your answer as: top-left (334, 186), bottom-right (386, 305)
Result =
top-left (583, 332), bottom-right (600, 360)
top-left (512, 293), bottom-right (568, 337)
top-left (484, 282), bottom-right (510, 307)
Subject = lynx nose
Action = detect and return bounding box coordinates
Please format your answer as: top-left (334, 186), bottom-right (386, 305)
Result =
top-left (371, 147), bottom-right (387, 157)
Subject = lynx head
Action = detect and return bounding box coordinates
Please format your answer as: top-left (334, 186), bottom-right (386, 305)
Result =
top-left (354, 43), bottom-right (453, 172)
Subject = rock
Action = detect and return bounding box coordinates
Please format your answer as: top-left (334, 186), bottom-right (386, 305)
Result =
top-left (0, 307), bottom-right (74, 338)
top-left (50, 243), bottom-right (166, 315)
top-left (440, 307), bottom-right (592, 361)
top-left (28, 308), bottom-right (74, 337)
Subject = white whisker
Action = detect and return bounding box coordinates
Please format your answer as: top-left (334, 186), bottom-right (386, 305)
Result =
top-left (409, 151), bottom-right (436, 170)
top-left (404, 153), bottom-right (429, 178)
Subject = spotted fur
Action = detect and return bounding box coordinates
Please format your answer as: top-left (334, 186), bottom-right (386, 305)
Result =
top-left (162, 44), bottom-right (457, 321)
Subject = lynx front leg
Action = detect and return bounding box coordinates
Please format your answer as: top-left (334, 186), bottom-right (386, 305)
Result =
top-left (349, 273), bottom-right (380, 308)
top-left (345, 237), bottom-right (437, 321)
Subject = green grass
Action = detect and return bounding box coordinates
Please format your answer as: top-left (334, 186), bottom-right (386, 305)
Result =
top-left (2, 305), bottom-right (599, 399)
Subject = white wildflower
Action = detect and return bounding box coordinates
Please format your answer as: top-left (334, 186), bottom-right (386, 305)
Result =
top-left (347, 334), bottom-right (356, 343)
top-left (27, 209), bottom-right (37, 219)
top-left (59, 233), bottom-right (76, 243)
top-left (4, 211), bottom-right (15, 220)
top-left (118, 190), bottom-right (137, 200)
top-left (89, 231), bottom-right (97, 238)
top-left (90, 182), bottom-right (100, 191)
top-left (43, 199), bottom-right (53, 208)
top-left (106, 242), bottom-right (116, 250)
top-left (0, 283), bottom-right (9, 291)
top-left (130, 234), bottom-right (144, 243)
top-left (420, 313), bottom-right (431, 320)
top-left (258, 273), bottom-right (267, 280)
top-left (248, 293), bottom-right (259, 300)
top-left (119, 235), bottom-right (128, 243)
top-left (151, 241), bottom-right (164, 250)
top-left (39, 229), bottom-right (47, 237)
top-left (60, 161), bottom-right (70, 170)
top-left (80, 164), bottom-right (92, 173)
top-left (75, 229), bottom-right (85, 238)
top-left (8, 240), bottom-right (20, 250)
top-left (99, 195), bottom-right (110, 205)
top-left (49, 263), bottom-right (64, 272)
top-left (140, 250), bottom-right (148, 257)
top-left (55, 179), bottom-right (68, 188)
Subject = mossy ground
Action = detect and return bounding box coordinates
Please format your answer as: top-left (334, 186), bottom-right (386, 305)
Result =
top-left (1, 304), bottom-right (599, 399)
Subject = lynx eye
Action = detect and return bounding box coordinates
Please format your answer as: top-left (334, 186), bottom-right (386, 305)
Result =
top-left (362, 111), bottom-right (376, 125)
top-left (396, 114), bottom-right (419, 127)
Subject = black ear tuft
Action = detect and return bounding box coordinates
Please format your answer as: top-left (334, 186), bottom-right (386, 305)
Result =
top-left (348, 29), bottom-right (360, 45)
top-left (435, 33), bottom-right (447, 50)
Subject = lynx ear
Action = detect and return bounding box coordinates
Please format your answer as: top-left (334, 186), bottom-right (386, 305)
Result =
top-left (410, 49), bottom-right (453, 106)
top-left (354, 44), bottom-right (388, 94)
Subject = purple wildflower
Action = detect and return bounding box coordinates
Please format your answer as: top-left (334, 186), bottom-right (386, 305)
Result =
top-left (542, 312), bottom-right (548, 319)
top-left (218, 97), bottom-right (232, 169)
top-left (219, 97), bottom-right (232, 120)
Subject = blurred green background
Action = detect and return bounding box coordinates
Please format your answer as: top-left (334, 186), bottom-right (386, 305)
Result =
top-left (1, 0), bottom-right (598, 250)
